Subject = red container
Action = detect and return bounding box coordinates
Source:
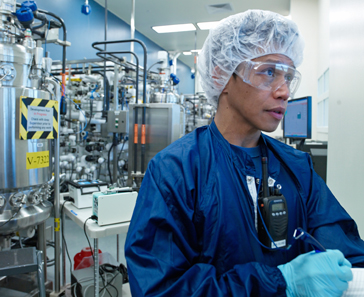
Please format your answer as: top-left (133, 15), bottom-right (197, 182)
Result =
top-left (73, 247), bottom-right (102, 270)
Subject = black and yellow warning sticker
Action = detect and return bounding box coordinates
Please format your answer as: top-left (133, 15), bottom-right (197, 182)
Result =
top-left (54, 218), bottom-right (60, 232)
top-left (26, 151), bottom-right (50, 169)
top-left (19, 96), bottom-right (58, 140)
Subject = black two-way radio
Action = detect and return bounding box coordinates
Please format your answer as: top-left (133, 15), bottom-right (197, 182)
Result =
top-left (258, 157), bottom-right (289, 249)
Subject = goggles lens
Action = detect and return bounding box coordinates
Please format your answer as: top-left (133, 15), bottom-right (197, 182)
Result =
top-left (234, 61), bottom-right (301, 96)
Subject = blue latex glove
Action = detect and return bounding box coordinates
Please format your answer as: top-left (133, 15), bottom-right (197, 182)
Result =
top-left (278, 249), bottom-right (353, 297)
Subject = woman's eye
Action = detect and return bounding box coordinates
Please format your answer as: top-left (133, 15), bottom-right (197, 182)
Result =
top-left (265, 68), bottom-right (275, 76)
top-left (255, 67), bottom-right (276, 77)
top-left (285, 74), bottom-right (293, 82)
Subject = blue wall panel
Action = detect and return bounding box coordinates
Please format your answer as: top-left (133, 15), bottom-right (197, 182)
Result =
top-left (32, 0), bottom-right (194, 94)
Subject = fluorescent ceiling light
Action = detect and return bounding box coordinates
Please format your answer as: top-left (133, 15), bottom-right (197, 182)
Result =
top-left (197, 21), bottom-right (220, 30)
top-left (152, 23), bottom-right (196, 33)
top-left (183, 49), bottom-right (201, 55)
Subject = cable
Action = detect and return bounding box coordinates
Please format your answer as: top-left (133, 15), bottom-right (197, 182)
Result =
top-left (72, 275), bottom-right (106, 297)
top-left (50, 76), bottom-right (81, 129)
top-left (61, 200), bottom-right (73, 270)
top-left (58, 82), bottom-right (89, 134)
top-left (51, 74), bottom-right (61, 83)
top-left (32, 19), bottom-right (46, 30)
top-left (118, 263), bottom-right (129, 283)
top-left (117, 139), bottom-right (127, 161)
top-left (99, 270), bottom-right (120, 297)
top-left (46, 240), bottom-right (56, 248)
top-left (228, 155), bottom-right (292, 252)
top-left (46, 241), bottom-right (56, 267)
top-left (0, 207), bottom-right (21, 228)
top-left (83, 217), bottom-right (95, 262)
top-left (82, 217), bottom-right (115, 297)
top-left (83, 216), bottom-right (114, 296)
top-left (116, 139), bottom-right (127, 186)
top-left (147, 60), bottom-right (163, 73)
top-left (107, 144), bottom-right (114, 184)
top-left (98, 270), bottom-right (115, 297)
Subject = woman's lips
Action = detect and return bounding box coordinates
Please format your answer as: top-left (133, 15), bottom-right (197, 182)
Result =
top-left (266, 108), bottom-right (285, 120)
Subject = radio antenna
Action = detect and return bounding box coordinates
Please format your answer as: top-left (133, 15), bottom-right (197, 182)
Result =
top-left (262, 157), bottom-right (269, 197)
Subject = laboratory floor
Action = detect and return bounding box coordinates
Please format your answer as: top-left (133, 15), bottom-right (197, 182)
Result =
top-left (46, 214), bottom-right (128, 296)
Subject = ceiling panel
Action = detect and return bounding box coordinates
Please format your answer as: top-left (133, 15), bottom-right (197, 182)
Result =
top-left (94, 0), bottom-right (291, 69)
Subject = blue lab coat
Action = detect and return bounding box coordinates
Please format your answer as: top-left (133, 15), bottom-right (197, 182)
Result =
top-left (125, 120), bottom-right (364, 296)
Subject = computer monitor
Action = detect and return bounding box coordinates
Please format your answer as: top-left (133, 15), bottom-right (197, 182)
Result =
top-left (283, 96), bottom-right (312, 139)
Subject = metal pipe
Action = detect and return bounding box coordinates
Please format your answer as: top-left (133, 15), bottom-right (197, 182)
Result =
top-left (92, 40), bottom-right (148, 174)
top-left (171, 53), bottom-right (181, 75)
top-left (105, 0), bottom-right (108, 43)
top-left (114, 63), bottom-right (119, 110)
top-left (67, 66), bottom-right (72, 128)
top-left (37, 8), bottom-right (67, 83)
top-left (194, 31), bottom-right (198, 96)
top-left (67, 69), bottom-right (111, 111)
top-left (113, 142), bottom-right (118, 184)
top-left (94, 239), bottom-right (99, 297)
top-left (134, 107), bottom-right (138, 174)
top-left (116, 234), bottom-right (120, 262)
top-left (36, 250), bottom-right (46, 297)
top-left (35, 9), bottom-right (68, 129)
top-left (62, 206), bottom-right (66, 287)
top-left (141, 105), bottom-right (146, 173)
top-left (37, 222), bottom-right (47, 281)
top-left (130, 0), bottom-right (135, 62)
top-left (104, 0), bottom-right (108, 115)
top-left (194, 30), bottom-right (197, 78)
top-left (92, 39), bottom-right (147, 103)
top-left (46, 77), bottom-right (61, 292)
top-left (199, 96), bottom-right (202, 118)
top-left (180, 105), bottom-right (185, 137)
top-left (95, 51), bottom-right (139, 103)
top-left (54, 123), bottom-right (61, 292)
top-left (52, 66), bottom-right (115, 73)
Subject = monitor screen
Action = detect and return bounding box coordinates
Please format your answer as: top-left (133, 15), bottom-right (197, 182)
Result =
top-left (283, 96), bottom-right (312, 139)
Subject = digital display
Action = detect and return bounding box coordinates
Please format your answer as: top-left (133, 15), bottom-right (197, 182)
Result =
top-left (283, 96), bottom-right (312, 139)
top-left (272, 203), bottom-right (284, 212)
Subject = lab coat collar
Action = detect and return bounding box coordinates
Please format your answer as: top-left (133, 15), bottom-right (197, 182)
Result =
top-left (209, 120), bottom-right (280, 179)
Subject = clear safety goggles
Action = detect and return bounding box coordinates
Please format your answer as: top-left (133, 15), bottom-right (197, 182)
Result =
top-left (233, 60), bottom-right (301, 97)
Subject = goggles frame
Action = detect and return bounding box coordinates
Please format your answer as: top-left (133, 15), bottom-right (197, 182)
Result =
top-left (233, 60), bottom-right (302, 97)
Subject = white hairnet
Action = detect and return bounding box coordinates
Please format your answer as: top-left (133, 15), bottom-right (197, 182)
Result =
top-left (198, 10), bottom-right (305, 106)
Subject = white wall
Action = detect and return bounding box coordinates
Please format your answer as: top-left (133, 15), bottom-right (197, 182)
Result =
top-left (317, 0), bottom-right (330, 83)
top-left (327, 0), bottom-right (364, 235)
top-left (266, 0), bottom-right (320, 139)
top-left (315, 0), bottom-right (330, 142)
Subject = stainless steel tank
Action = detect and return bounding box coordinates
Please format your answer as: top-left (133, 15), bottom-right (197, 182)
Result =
top-left (0, 7), bottom-right (53, 240)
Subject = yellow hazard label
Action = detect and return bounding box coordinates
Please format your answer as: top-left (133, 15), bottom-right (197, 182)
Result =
top-left (54, 218), bottom-right (60, 232)
top-left (19, 96), bottom-right (58, 140)
top-left (70, 78), bottom-right (82, 82)
top-left (26, 151), bottom-right (50, 170)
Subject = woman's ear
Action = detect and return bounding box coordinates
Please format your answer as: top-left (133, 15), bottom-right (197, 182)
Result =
top-left (211, 65), bottom-right (235, 98)
top-left (221, 75), bottom-right (234, 95)
top-left (212, 65), bottom-right (229, 89)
